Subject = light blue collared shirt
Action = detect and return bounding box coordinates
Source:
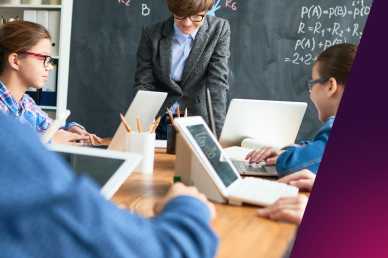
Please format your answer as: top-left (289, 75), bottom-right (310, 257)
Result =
top-left (169, 22), bottom-right (199, 114)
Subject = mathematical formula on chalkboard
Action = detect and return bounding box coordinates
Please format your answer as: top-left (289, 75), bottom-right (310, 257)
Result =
top-left (285, 0), bottom-right (371, 66)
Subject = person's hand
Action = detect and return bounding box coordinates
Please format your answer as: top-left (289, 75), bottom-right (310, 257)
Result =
top-left (153, 183), bottom-right (216, 220)
top-left (51, 129), bottom-right (90, 146)
top-left (68, 126), bottom-right (103, 146)
top-left (245, 147), bottom-right (285, 165)
top-left (257, 195), bottom-right (308, 225)
top-left (278, 169), bottom-right (316, 191)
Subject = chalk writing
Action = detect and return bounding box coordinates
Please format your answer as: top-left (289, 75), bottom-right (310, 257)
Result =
top-left (208, 0), bottom-right (221, 16)
top-left (285, 0), bottom-right (371, 66)
top-left (142, 4), bottom-right (150, 16)
top-left (118, 0), bottom-right (130, 7)
top-left (226, 0), bottom-right (237, 11)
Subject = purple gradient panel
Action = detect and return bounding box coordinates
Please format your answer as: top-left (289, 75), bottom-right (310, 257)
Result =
top-left (290, 0), bottom-right (388, 257)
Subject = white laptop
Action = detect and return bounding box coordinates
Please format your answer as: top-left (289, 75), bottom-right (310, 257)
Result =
top-left (85, 91), bottom-right (167, 151)
top-left (47, 144), bottom-right (142, 199)
top-left (219, 99), bottom-right (307, 149)
top-left (175, 116), bottom-right (298, 207)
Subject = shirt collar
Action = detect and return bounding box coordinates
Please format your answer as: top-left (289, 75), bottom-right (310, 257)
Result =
top-left (0, 80), bottom-right (24, 112)
top-left (173, 22), bottom-right (199, 45)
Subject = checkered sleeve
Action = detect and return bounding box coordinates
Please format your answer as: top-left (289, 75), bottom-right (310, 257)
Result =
top-left (63, 122), bottom-right (86, 132)
top-left (34, 105), bottom-right (54, 138)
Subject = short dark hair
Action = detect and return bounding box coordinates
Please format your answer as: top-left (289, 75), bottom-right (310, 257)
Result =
top-left (316, 43), bottom-right (358, 87)
top-left (167, 0), bottom-right (215, 16)
top-left (0, 21), bottom-right (51, 76)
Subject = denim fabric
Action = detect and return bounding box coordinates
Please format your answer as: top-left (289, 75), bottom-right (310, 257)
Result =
top-left (276, 116), bottom-right (335, 178)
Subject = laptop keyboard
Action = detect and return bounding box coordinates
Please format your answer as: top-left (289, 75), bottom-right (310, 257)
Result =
top-left (228, 177), bottom-right (299, 206)
top-left (231, 160), bottom-right (276, 174)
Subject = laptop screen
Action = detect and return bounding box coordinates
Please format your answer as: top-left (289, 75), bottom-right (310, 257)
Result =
top-left (187, 124), bottom-right (238, 187)
top-left (58, 152), bottom-right (125, 187)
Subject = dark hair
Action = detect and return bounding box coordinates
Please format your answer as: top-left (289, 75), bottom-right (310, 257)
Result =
top-left (0, 21), bottom-right (51, 75)
top-left (316, 43), bottom-right (358, 87)
top-left (167, 0), bottom-right (215, 16)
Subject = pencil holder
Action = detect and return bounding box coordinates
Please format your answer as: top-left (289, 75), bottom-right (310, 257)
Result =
top-left (167, 124), bottom-right (177, 155)
top-left (126, 132), bottom-right (155, 174)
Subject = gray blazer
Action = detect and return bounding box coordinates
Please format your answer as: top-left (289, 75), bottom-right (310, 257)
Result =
top-left (134, 15), bottom-right (230, 138)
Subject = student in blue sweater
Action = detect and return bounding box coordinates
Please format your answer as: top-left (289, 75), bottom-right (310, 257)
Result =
top-left (246, 43), bottom-right (357, 178)
top-left (0, 113), bottom-right (218, 258)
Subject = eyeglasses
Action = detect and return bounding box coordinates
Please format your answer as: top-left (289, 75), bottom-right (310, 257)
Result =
top-left (305, 78), bottom-right (328, 93)
top-left (173, 14), bottom-right (205, 22)
top-left (18, 51), bottom-right (54, 67)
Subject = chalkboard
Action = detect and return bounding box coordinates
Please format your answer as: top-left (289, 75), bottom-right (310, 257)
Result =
top-left (68, 0), bottom-right (371, 141)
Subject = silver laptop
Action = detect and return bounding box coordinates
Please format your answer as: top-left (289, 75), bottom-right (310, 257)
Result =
top-left (84, 91), bottom-right (167, 151)
top-left (219, 99), bottom-right (307, 149)
top-left (47, 144), bottom-right (142, 199)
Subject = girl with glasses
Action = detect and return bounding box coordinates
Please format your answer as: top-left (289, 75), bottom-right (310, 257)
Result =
top-left (0, 21), bottom-right (102, 145)
top-left (134, 0), bottom-right (230, 139)
top-left (246, 43), bottom-right (358, 178)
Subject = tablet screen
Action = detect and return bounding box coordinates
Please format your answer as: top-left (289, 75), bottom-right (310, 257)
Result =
top-left (58, 152), bottom-right (125, 187)
top-left (187, 124), bottom-right (238, 187)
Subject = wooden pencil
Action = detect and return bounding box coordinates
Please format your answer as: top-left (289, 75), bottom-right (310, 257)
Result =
top-left (137, 116), bottom-right (142, 133)
top-left (120, 113), bottom-right (132, 133)
top-left (167, 108), bottom-right (175, 126)
top-left (150, 116), bottom-right (161, 134)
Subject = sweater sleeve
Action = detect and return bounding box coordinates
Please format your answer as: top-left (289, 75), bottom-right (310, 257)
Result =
top-left (0, 113), bottom-right (218, 258)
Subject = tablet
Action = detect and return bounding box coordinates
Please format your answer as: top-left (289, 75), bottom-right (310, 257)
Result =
top-left (46, 144), bottom-right (142, 199)
top-left (175, 116), bottom-right (243, 198)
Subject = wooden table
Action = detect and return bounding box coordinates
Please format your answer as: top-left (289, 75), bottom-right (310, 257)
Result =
top-left (103, 138), bottom-right (301, 258)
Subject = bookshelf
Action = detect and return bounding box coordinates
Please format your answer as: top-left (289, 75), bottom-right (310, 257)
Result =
top-left (0, 0), bottom-right (73, 120)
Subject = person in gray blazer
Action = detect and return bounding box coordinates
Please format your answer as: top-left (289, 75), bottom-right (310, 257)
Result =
top-left (134, 0), bottom-right (230, 139)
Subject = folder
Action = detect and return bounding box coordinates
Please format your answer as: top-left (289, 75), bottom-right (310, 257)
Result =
top-left (36, 11), bottom-right (49, 29)
top-left (23, 10), bottom-right (37, 23)
top-left (48, 11), bottom-right (60, 56)
top-left (39, 59), bottom-right (58, 106)
top-left (26, 88), bottom-right (40, 105)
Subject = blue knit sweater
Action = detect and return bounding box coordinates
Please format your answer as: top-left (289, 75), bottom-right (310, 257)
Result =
top-left (0, 114), bottom-right (218, 258)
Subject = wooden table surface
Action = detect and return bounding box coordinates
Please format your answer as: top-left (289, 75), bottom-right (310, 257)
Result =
top-left (103, 138), bottom-right (302, 258)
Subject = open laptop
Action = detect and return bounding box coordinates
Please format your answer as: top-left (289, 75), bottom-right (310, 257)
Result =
top-left (85, 91), bottom-right (167, 151)
top-left (219, 99), bottom-right (307, 148)
top-left (47, 144), bottom-right (142, 199)
top-left (175, 116), bottom-right (298, 206)
top-left (219, 99), bottom-right (307, 176)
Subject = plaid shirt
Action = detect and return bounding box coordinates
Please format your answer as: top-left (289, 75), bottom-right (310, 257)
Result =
top-left (0, 81), bottom-right (85, 138)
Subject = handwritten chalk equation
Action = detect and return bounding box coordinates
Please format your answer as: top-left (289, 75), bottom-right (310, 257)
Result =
top-left (298, 22), bottom-right (362, 38)
top-left (285, 53), bottom-right (317, 66)
top-left (285, 1), bottom-right (370, 66)
top-left (301, 3), bottom-right (370, 20)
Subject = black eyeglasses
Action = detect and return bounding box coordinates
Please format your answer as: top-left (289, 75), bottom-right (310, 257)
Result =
top-left (305, 78), bottom-right (328, 93)
top-left (173, 14), bottom-right (205, 22)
